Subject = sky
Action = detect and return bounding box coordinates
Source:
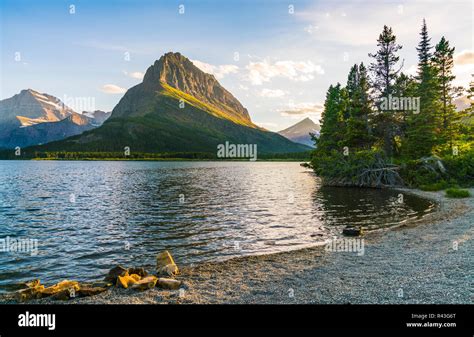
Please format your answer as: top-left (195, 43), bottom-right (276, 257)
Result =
top-left (1, 0), bottom-right (473, 131)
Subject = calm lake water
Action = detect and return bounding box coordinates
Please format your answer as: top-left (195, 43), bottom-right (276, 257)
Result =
top-left (0, 161), bottom-right (436, 291)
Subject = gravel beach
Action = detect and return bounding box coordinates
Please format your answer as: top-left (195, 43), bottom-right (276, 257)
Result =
top-left (3, 188), bottom-right (472, 304)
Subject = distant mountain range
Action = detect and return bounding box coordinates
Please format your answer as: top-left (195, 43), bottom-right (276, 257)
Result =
top-left (1, 53), bottom-right (471, 155)
top-left (27, 52), bottom-right (310, 154)
top-left (278, 117), bottom-right (320, 148)
top-left (0, 89), bottom-right (110, 149)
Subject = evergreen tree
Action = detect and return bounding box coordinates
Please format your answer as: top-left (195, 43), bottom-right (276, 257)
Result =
top-left (432, 36), bottom-right (457, 147)
top-left (316, 84), bottom-right (347, 153)
top-left (311, 19), bottom-right (473, 188)
top-left (392, 72), bottom-right (417, 148)
top-left (417, 19), bottom-right (432, 68)
top-left (458, 78), bottom-right (474, 143)
top-left (404, 19), bottom-right (439, 158)
top-left (345, 63), bottom-right (374, 149)
top-left (368, 25), bottom-right (403, 157)
top-left (468, 78), bottom-right (474, 113)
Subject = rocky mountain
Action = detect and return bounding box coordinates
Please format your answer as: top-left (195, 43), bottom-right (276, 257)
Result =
top-left (82, 110), bottom-right (111, 125)
top-left (33, 52), bottom-right (310, 154)
top-left (0, 89), bottom-right (110, 149)
top-left (0, 89), bottom-right (74, 129)
top-left (278, 118), bottom-right (320, 148)
top-left (2, 113), bottom-right (98, 148)
top-left (133, 52), bottom-right (252, 126)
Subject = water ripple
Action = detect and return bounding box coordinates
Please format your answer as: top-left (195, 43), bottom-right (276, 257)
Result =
top-left (0, 161), bottom-right (435, 291)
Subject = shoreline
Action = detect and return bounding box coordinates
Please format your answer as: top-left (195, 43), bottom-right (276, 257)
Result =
top-left (0, 158), bottom-right (308, 162)
top-left (3, 187), bottom-right (471, 304)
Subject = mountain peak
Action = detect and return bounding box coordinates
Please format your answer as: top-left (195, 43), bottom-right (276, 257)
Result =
top-left (0, 89), bottom-right (75, 127)
top-left (21, 88), bottom-right (49, 97)
top-left (0, 89), bottom-right (98, 148)
top-left (25, 53), bottom-right (310, 154)
top-left (161, 51), bottom-right (186, 62)
top-left (278, 117), bottom-right (320, 148)
top-left (18, 88), bottom-right (39, 98)
top-left (143, 52), bottom-right (212, 85)
top-left (137, 52), bottom-right (252, 125)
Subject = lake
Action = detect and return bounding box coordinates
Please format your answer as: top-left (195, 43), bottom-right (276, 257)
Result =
top-left (0, 161), bottom-right (436, 291)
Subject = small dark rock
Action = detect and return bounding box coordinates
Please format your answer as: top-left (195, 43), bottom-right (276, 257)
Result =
top-left (50, 289), bottom-right (73, 301)
top-left (311, 233), bottom-right (324, 237)
top-left (104, 265), bottom-right (128, 283)
top-left (78, 286), bottom-right (107, 297)
top-left (342, 226), bottom-right (363, 236)
top-left (90, 281), bottom-right (113, 288)
top-left (128, 267), bottom-right (148, 278)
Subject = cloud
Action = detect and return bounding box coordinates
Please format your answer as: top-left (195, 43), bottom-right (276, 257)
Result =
top-left (77, 40), bottom-right (130, 52)
top-left (258, 88), bottom-right (287, 98)
top-left (405, 49), bottom-right (473, 81)
top-left (245, 59), bottom-right (324, 85)
top-left (279, 102), bottom-right (324, 120)
top-left (296, 5), bottom-right (394, 46)
top-left (123, 71), bottom-right (144, 80)
top-left (454, 50), bottom-right (474, 66)
top-left (404, 64), bottom-right (418, 77)
top-left (101, 84), bottom-right (127, 94)
top-left (452, 50), bottom-right (474, 87)
top-left (296, 2), bottom-right (472, 47)
top-left (191, 60), bottom-right (239, 79)
top-left (304, 25), bottom-right (319, 34)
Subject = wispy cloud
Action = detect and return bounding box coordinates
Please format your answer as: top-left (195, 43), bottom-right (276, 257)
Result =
top-left (279, 102), bottom-right (324, 121)
top-left (453, 50), bottom-right (474, 87)
top-left (296, 1), bottom-right (472, 47)
top-left (75, 40), bottom-right (160, 56)
top-left (245, 59), bottom-right (324, 85)
top-left (101, 84), bottom-right (127, 94)
top-left (454, 50), bottom-right (474, 66)
top-left (191, 60), bottom-right (239, 79)
top-left (304, 24), bottom-right (319, 34)
top-left (123, 71), bottom-right (145, 80)
top-left (258, 88), bottom-right (287, 98)
top-left (77, 40), bottom-right (131, 53)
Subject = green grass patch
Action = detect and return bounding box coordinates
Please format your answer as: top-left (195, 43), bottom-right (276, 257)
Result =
top-left (419, 180), bottom-right (449, 191)
top-left (445, 188), bottom-right (471, 198)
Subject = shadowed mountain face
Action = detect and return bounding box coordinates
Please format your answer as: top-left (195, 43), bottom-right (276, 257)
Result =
top-left (278, 118), bottom-right (320, 148)
top-left (3, 113), bottom-right (97, 148)
top-left (0, 89), bottom-right (110, 149)
top-left (34, 52), bottom-right (310, 154)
